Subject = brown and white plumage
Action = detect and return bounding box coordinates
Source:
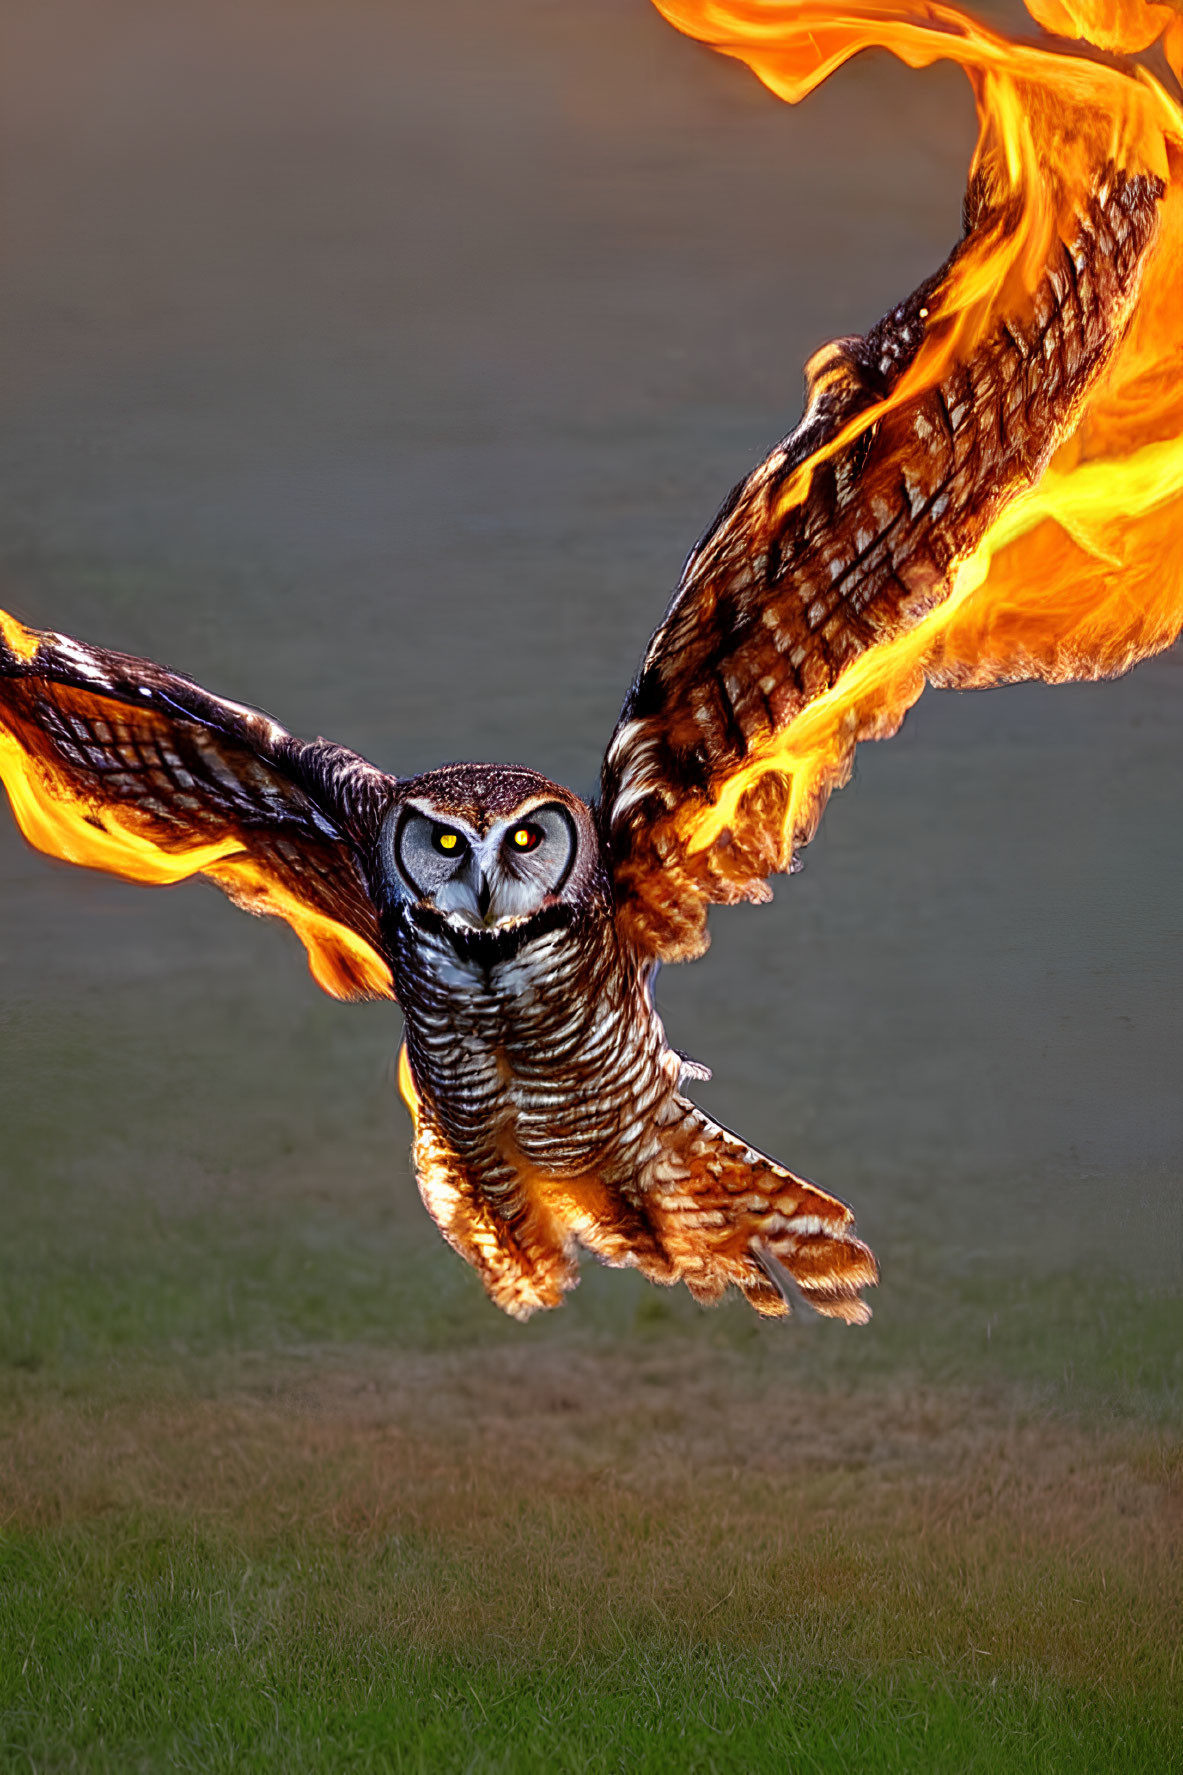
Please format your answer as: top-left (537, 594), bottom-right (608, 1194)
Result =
top-left (0, 81), bottom-right (1175, 1323)
top-left (602, 169), bottom-right (1164, 963)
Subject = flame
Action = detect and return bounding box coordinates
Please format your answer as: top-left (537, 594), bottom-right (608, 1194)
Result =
top-left (0, 705), bottom-right (394, 1003)
top-left (0, 722), bottom-right (243, 883)
top-left (0, 612), bottom-right (40, 664)
top-left (207, 856), bottom-right (396, 1001)
top-left (1025, 0), bottom-right (1183, 68)
top-left (652, 0), bottom-right (1183, 861)
top-left (397, 1040), bottom-right (421, 1124)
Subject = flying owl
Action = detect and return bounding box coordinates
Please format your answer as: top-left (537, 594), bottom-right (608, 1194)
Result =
top-left (0, 154), bottom-right (1167, 1325)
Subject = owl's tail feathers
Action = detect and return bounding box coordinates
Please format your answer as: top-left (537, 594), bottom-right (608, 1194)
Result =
top-left (639, 1097), bottom-right (878, 1324)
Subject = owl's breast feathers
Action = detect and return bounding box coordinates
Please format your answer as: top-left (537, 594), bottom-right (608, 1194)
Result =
top-left (391, 891), bottom-right (876, 1322)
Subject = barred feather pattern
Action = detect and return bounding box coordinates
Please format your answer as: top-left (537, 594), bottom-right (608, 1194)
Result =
top-left (603, 168), bottom-right (1165, 962)
top-left (391, 869), bottom-right (875, 1322)
top-left (0, 614), bottom-right (395, 999)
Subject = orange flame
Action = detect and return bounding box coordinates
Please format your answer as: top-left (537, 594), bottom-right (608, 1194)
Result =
top-left (0, 673), bottom-right (394, 1002)
top-left (397, 1040), bottom-right (422, 1125)
top-left (1025, 0), bottom-right (1183, 67)
top-left (653, 0), bottom-right (1183, 858)
top-left (0, 721), bottom-right (243, 884)
top-left (0, 612), bottom-right (40, 664)
top-left (206, 857), bottom-right (395, 1001)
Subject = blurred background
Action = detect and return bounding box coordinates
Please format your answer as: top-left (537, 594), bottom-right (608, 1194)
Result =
top-left (0, 0), bottom-right (1178, 1374)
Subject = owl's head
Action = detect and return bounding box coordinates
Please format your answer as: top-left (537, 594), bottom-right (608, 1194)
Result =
top-left (384, 763), bottom-right (603, 930)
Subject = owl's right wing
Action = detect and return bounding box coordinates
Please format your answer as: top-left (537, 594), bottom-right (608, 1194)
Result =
top-left (0, 611), bottom-right (396, 1000)
top-left (599, 161), bottom-right (1167, 964)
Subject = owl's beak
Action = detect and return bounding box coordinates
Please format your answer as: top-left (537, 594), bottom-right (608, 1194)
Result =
top-left (463, 849), bottom-right (498, 925)
top-left (435, 849), bottom-right (498, 928)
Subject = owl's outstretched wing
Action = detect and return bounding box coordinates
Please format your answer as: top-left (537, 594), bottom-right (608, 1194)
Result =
top-left (600, 167), bottom-right (1166, 964)
top-left (0, 611), bottom-right (395, 1000)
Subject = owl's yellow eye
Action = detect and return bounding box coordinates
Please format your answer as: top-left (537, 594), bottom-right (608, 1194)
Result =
top-left (510, 824), bottom-right (541, 852)
top-left (432, 827), bottom-right (463, 855)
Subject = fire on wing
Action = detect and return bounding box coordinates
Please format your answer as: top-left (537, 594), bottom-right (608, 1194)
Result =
top-left (0, 612), bottom-right (393, 1002)
top-left (653, 0), bottom-right (1183, 864)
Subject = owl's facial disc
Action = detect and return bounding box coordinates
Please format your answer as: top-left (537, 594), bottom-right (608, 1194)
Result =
top-left (393, 803), bottom-right (576, 928)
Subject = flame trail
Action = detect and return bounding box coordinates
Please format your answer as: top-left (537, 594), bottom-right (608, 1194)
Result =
top-left (651, 0), bottom-right (1183, 864)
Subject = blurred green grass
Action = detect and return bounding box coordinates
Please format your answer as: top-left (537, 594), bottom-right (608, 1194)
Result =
top-left (1, 1520), bottom-right (1178, 1773)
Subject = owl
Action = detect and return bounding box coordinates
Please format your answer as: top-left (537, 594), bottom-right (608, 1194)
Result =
top-left (0, 153), bottom-right (1169, 1325)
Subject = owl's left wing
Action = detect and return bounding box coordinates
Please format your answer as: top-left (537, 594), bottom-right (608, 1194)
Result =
top-left (600, 160), bottom-right (1171, 964)
top-left (0, 610), bottom-right (395, 1000)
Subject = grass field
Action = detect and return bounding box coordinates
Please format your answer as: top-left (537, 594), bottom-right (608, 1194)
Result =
top-left (1, 973), bottom-right (1179, 1772)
